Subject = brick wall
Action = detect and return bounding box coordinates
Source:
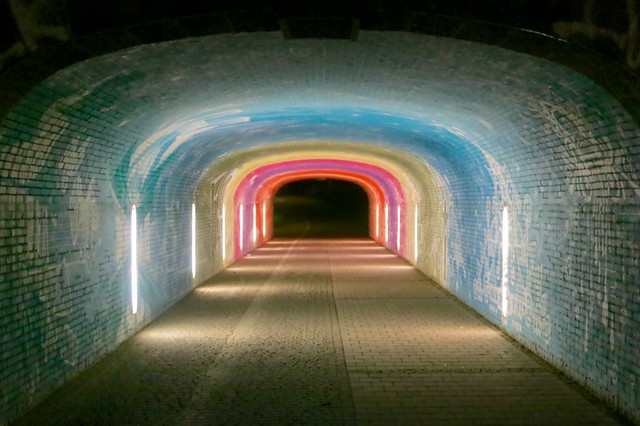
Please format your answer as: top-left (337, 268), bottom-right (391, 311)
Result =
top-left (0, 31), bottom-right (638, 424)
top-left (0, 76), bottom-right (198, 422)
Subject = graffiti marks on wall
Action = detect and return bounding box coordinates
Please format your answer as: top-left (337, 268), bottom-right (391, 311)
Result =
top-left (69, 176), bottom-right (99, 249)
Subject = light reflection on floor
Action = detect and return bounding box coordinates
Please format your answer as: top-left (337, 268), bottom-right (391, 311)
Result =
top-left (13, 237), bottom-right (626, 426)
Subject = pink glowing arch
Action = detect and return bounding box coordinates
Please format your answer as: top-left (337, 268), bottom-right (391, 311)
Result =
top-left (233, 159), bottom-right (407, 259)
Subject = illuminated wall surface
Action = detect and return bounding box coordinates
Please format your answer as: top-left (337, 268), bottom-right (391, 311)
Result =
top-left (0, 31), bottom-right (639, 422)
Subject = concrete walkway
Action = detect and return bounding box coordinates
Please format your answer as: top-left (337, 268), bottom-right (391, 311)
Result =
top-left (14, 239), bottom-right (628, 425)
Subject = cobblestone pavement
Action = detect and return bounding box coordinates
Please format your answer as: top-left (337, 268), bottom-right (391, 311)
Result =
top-left (13, 239), bottom-right (629, 425)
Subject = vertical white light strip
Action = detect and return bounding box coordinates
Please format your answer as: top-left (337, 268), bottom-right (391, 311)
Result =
top-left (502, 206), bottom-right (509, 317)
top-left (414, 204), bottom-right (419, 261)
top-left (396, 205), bottom-right (401, 251)
top-left (131, 205), bottom-right (138, 314)
top-left (221, 204), bottom-right (226, 261)
top-left (192, 203), bottom-right (196, 279)
top-left (239, 203), bottom-right (244, 251)
top-left (252, 204), bottom-right (257, 243)
top-left (375, 204), bottom-right (380, 238)
top-left (384, 204), bottom-right (389, 244)
top-left (262, 202), bottom-right (267, 238)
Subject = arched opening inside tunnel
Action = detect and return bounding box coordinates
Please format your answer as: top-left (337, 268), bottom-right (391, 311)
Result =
top-left (272, 179), bottom-right (370, 238)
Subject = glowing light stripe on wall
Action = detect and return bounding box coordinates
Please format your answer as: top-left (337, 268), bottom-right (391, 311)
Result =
top-left (376, 204), bottom-right (380, 238)
top-left (131, 205), bottom-right (138, 314)
top-left (262, 203), bottom-right (267, 237)
top-left (239, 203), bottom-right (244, 252)
top-left (252, 204), bottom-right (257, 243)
top-left (396, 205), bottom-right (401, 251)
top-left (502, 206), bottom-right (509, 317)
top-left (414, 204), bottom-right (419, 261)
top-left (192, 203), bottom-right (196, 279)
top-left (221, 204), bottom-right (226, 261)
top-left (385, 204), bottom-right (389, 244)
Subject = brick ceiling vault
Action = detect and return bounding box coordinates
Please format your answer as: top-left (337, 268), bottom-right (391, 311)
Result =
top-left (0, 30), bottom-right (638, 424)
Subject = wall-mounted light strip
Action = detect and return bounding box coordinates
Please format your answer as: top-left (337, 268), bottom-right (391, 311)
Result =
top-left (221, 204), bottom-right (226, 261)
top-left (375, 204), bottom-right (380, 238)
top-left (414, 204), bottom-right (419, 261)
top-left (131, 204), bottom-right (138, 314)
top-left (192, 203), bottom-right (196, 279)
top-left (396, 205), bottom-right (401, 251)
top-left (239, 203), bottom-right (244, 251)
top-left (262, 202), bottom-right (267, 238)
top-left (384, 204), bottom-right (389, 244)
top-left (502, 206), bottom-right (509, 317)
top-left (252, 204), bottom-right (257, 243)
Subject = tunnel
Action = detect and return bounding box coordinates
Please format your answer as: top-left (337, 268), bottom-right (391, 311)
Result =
top-left (0, 7), bottom-right (639, 425)
top-left (273, 179), bottom-right (370, 238)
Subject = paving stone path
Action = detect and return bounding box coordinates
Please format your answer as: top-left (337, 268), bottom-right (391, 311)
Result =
top-left (13, 239), bottom-right (628, 425)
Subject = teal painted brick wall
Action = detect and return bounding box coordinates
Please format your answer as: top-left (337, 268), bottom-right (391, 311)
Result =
top-left (0, 81), bottom-right (198, 422)
top-left (0, 31), bottom-right (638, 424)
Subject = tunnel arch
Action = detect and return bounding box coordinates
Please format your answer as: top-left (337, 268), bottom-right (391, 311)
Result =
top-left (255, 171), bottom-right (384, 242)
top-left (271, 177), bottom-right (371, 238)
top-left (0, 29), bottom-right (638, 424)
top-left (199, 140), bottom-right (448, 283)
top-left (231, 158), bottom-right (410, 259)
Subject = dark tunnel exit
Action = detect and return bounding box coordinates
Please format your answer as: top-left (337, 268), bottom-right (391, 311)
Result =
top-left (273, 179), bottom-right (369, 237)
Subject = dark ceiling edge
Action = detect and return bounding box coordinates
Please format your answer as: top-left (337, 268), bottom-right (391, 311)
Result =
top-left (280, 17), bottom-right (359, 40)
top-left (0, 10), bottom-right (637, 123)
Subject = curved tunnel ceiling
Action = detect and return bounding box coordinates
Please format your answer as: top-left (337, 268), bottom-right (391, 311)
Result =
top-left (2, 28), bottom-right (639, 424)
top-left (88, 31), bottom-right (634, 221)
top-left (4, 29), bottom-right (638, 295)
top-left (14, 28), bottom-right (636, 299)
top-left (59, 30), bottom-right (596, 205)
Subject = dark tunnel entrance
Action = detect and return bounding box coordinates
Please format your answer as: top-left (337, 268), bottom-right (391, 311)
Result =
top-left (273, 179), bottom-right (369, 238)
